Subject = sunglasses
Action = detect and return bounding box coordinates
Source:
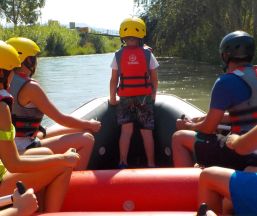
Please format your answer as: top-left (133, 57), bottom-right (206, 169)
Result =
top-left (24, 56), bottom-right (37, 76)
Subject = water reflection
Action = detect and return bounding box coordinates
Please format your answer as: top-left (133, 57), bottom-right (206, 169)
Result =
top-left (158, 57), bottom-right (222, 111)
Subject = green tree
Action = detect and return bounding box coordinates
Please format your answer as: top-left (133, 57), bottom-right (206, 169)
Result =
top-left (135, 0), bottom-right (256, 64)
top-left (0, 0), bottom-right (45, 26)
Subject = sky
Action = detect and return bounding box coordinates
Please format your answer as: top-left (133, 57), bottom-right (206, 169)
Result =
top-left (41, 0), bottom-right (138, 30)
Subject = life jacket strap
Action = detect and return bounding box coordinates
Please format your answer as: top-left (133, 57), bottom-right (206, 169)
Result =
top-left (119, 83), bottom-right (153, 88)
top-left (229, 118), bottom-right (257, 126)
top-left (229, 106), bottom-right (257, 116)
top-left (12, 115), bottom-right (43, 137)
top-left (120, 75), bottom-right (150, 80)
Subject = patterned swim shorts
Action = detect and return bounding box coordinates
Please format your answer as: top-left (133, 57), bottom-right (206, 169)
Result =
top-left (117, 95), bottom-right (154, 130)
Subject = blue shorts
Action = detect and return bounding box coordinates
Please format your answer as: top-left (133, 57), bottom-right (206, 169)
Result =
top-left (230, 171), bottom-right (257, 215)
top-left (117, 96), bottom-right (154, 130)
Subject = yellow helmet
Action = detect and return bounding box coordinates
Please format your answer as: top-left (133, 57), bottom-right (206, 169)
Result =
top-left (6, 37), bottom-right (40, 63)
top-left (119, 17), bottom-right (146, 39)
top-left (0, 40), bottom-right (21, 71)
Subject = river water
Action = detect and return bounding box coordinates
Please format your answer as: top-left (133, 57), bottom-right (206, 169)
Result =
top-left (35, 53), bottom-right (222, 126)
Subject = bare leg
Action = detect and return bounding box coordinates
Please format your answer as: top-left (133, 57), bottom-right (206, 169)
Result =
top-left (37, 132), bottom-right (94, 170)
top-left (222, 198), bottom-right (234, 215)
top-left (206, 210), bottom-right (218, 216)
top-left (43, 167), bottom-right (72, 212)
top-left (0, 166), bottom-right (73, 212)
top-left (244, 166), bottom-right (257, 172)
top-left (172, 130), bottom-right (196, 167)
top-left (198, 166), bottom-right (234, 214)
top-left (22, 147), bottom-right (53, 155)
top-left (39, 126), bottom-right (84, 139)
top-left (119, 123), bottom-right (133, 165)
top-left (140, 129), bottom-right (155, 167)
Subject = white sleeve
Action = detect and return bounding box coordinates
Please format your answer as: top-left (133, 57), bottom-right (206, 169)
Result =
top-left (149, 53), bottom-right (159, 70)
top-left (110, 56), bottom-right (118, 70)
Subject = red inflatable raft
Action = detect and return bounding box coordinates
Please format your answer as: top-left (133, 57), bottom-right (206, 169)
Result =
top-left (36, 95), bottom-right (211, 215)
top-left (37, 168), bottom-right (201, 215)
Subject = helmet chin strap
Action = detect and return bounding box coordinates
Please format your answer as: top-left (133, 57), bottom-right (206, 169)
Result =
top-left (120, 38), bottom-right (144, 47)
top-left (221, 53), bottom-right (230, 72)
top-left (222, 63), bottom-right (228, 73)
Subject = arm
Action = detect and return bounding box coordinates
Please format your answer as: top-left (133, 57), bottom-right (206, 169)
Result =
top-left (177, 108), bottom-right (225, 134)
top-left (177, 78), bottom-right (230, 133)
top-left (0, 140), bottom-right (79, 172)
top-left (0, 102), bottom-right (79, 172)
top-left (19, 81), bottom-right (100, 132)
top-left (150, 69), bottom-right (158, 100)
top-left (226, 126), bottom-right (257, 154)
top-left (109, 69), bottom-right (119, 105)
top-left (192, 112), bottom-right (229, 124)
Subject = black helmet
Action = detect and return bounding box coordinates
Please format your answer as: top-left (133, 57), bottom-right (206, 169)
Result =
top-left (219, 31), bottom-right (255, 65)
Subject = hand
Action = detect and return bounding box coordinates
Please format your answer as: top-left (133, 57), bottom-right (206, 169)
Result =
top-left (191, 116), bottom-right (205, 123)
top-left (109, 98), bottom-right (118, 106)
top-left (62, 148), bottom-right (80, 168)
top-left (176, 118), bottom-right (193, 130)
top-left (226, 134), bottom-right (240, 150)
top-left (194, 163), bottom-right (205, 169)
top-left (88, 119), bottom-right (101, 133)
top-left (13, 188), bottom-right (38, 215)
top-left (151, 92), bottom-right (156, 101)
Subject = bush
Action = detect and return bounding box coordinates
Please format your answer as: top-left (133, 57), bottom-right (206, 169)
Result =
top-left (0, 23), bottom-right (120, 56)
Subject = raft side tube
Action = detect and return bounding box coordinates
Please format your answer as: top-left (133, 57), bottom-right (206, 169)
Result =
top-left (37, 211), bottom-right (197, 215)
top-left (60, 168), bottom-right (201, 212)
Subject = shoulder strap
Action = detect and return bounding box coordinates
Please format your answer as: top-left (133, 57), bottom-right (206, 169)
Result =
top-left (143, 48), bottom-right (151, 74)
top-left (115, 48), bottom-right (124, 76)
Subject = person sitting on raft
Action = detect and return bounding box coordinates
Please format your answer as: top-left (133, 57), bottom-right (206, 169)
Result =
top-left (0, 40), bottom-right (79, 213)
top-left (172, 31), bottom-right (257, 170)
top-left (6, 37), bottom-right (101, 170)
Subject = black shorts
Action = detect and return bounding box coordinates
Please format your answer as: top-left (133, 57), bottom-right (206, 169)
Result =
top-left (25, 140), bottom-right (42, 149)
top-left (194, 132), bottom-right (257, 170)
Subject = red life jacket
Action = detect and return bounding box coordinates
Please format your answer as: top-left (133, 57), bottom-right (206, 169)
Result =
top-left (10, 73), bottom-right (44, 138)
top-left (228, 66), bottom-right (257, 134)
top-left (116, 46), bottom-right (153, 97)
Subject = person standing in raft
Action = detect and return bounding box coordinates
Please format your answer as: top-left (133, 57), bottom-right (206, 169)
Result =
top-left (109, 17), bottom-right (159, 168)
top-left (6, 37), bottom-right (101, 170)
top-left (0, 40), bottom-right (79, 213)
top-left (171, 31), bottom-right (257, 170)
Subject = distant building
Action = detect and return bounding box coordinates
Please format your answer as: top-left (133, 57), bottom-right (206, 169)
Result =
top-left (69, 22), bottom-right (76, 29)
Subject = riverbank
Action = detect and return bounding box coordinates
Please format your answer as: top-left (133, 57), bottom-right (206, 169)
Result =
top-left (0, 22), bottom-right (121, 56)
